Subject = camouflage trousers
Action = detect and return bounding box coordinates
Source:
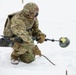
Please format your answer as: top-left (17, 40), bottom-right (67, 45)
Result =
top-left (11, 42), bottom-right (41, 63)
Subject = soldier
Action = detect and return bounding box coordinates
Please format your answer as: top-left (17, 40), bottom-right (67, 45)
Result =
top-left (3, 2), bottom-right (46, 64)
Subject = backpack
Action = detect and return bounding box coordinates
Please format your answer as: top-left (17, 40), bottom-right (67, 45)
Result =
top-left (3, 14), bottom-right (15, 37)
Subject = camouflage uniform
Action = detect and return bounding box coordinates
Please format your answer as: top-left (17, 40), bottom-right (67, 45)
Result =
top-left (3, 2), bottom-right (46, 64)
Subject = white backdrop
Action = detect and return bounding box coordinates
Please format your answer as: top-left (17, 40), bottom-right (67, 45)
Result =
top-left (0, 0), bottom-right (76, 75)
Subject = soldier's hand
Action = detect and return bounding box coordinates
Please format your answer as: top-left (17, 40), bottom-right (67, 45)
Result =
top-left (33, 45), bottom-right (42, 57)
top-left (37, 34), bottom-right (46, 43)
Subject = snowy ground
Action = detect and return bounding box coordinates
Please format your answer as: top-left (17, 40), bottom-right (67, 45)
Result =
top-left (0, 0), bottom-right (76, 75)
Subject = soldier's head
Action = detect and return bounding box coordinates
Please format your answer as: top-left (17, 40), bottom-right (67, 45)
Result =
top-left (22, 2), bottom-right (39, 19)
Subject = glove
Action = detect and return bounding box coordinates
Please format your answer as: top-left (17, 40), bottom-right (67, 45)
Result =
top-left (33, 45), bottom-right (42, 57)
top-left (37, 34), bottom-right (46, 43)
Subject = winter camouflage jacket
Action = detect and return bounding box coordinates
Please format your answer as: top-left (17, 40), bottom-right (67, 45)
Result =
top-left (3, 11), bottom-right (44, 43)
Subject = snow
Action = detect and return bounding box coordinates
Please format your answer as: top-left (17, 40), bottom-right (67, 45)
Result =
top-left (0, 0), bottom-right (76, 75)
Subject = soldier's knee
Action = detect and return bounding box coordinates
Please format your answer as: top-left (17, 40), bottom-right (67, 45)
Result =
top-left (20, 52), bottom-right (35, 63)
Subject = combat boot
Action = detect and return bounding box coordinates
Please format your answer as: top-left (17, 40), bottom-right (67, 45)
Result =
top-left (11, 54), bottom-right (20, 65)
top-left (11, 59), bottom-right (19, 65)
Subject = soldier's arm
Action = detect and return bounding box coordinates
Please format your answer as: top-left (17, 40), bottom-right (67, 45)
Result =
top-left (32, 18), bottom-right (46, 37)
top-left (11, 17), bottom-right (33, 43)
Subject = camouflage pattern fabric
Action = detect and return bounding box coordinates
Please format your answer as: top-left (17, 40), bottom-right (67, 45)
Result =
top-left (3, 2), bottom-right (46, 63)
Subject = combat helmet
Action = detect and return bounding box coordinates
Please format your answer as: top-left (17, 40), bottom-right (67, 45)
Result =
top-left (22, 2), bottom-right (39, 19)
